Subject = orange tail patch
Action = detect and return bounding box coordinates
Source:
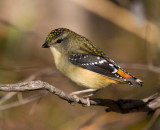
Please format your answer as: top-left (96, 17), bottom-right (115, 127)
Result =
top-left (117, 69), bottom-right (132, 78)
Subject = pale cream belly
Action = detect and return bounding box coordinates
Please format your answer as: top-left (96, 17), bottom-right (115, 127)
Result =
top-left (63, 64), bottom-right (118, 89)
top-left (50, 47), bottom-right (118, 89)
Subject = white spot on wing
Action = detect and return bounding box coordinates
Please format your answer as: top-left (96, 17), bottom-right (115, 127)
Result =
top-left (112, 68), bottom-right (117, 74)
top-left (109, 64), bottom-right (114, 67)
top-left (99, 61), bottom-right (104, 64)
top-left (99, 59), bottom-right (106, 64)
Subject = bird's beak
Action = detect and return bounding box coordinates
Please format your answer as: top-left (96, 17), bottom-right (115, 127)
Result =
top-left (42, 42), bottom-right (50, 48)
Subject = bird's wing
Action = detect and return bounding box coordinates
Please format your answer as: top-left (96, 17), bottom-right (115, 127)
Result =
top-left (69, 53), bottom-right (143, 86)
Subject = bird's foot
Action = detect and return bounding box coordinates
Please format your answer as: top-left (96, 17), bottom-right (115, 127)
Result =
top-left (70, 93), bottom-right (91, 106)
top-left (84, 97), bottom-right (90, 106)
top-left (70, 93), bottom-right (80, 104)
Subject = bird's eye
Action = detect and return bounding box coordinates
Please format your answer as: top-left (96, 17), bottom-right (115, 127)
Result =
top-left (56, 39), bottom-right (62, 43)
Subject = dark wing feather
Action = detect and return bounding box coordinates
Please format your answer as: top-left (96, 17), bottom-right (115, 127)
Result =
top-left (69, 53), bottom-right (127, 83)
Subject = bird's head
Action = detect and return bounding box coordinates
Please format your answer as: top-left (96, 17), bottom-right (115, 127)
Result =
top-left (42, 28), bottom-right (81, 53)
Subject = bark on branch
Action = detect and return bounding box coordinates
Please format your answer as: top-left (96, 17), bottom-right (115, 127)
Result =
top-left (0, 80), bottom-right (159, 113)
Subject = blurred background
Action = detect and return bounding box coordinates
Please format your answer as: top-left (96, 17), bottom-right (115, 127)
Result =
top-left (0, 0), bottom-right (160, 129)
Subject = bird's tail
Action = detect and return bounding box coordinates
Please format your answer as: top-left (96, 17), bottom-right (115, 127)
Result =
top-left (127, 76), bottom-right (143, 86)
top-left (117, 69), bottom-right (143, 86)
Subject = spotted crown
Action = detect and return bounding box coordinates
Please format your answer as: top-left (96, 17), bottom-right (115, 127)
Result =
top-left (45, 28), bottom-right (71, 43)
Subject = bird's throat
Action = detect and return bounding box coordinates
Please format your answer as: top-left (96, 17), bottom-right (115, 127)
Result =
top-left (50, 47), bottom-right (62, 66)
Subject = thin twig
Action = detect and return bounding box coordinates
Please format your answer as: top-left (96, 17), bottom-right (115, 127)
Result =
top-left (0, 92), bottom-right (17, 105)
top-left (0, 68), bottom-right (57, 109)
top-left (143, 109), bottom-right (160, 130)
top-left (0, 92), bottom-right (44, 111)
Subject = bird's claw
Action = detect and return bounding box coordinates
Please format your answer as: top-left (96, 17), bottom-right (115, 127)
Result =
top-left (70, 93), bottom-right (90, 106)
top-left (85, 97), bottom-right (91, 106)
top-left (70, 93), bottom-right (80, 102)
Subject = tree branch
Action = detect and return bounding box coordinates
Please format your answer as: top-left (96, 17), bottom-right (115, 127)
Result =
top-left (0, 80), bottom-right (159, 113)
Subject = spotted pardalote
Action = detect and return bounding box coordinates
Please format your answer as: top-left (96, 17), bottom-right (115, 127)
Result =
top-left (42, 28), bottom-right (143, 96)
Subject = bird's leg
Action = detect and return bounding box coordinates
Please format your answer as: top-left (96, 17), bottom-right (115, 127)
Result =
top-left (82, 89), bottom-right (99, 98)
top-left (70, 89), bottom-right (97, 96)
top-left (70, 89), bottom-right (98, 106)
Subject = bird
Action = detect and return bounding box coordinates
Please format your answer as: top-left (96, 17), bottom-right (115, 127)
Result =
top-left (42, 28), bottom-right (143, 97)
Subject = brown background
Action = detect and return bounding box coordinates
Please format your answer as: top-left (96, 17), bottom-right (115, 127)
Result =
top-left (0, 0), bottom-right (160, 129)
